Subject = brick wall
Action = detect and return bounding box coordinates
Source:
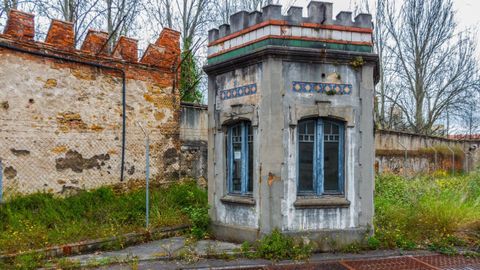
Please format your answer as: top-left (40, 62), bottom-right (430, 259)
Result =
top-left (0, 10), bottom-right (181, 196)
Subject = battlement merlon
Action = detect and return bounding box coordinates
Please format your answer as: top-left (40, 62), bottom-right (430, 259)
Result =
top-left (206, 1), bottom-right (374, 64)
top-left (1, 9), bottom-right (181, 69)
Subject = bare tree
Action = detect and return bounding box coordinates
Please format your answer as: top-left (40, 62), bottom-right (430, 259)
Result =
top-left (452, 92), bottom-right (480, 138)
top-left (382, 0), bottom-right (480, 135)
top-left (144, 0), bottom-right (173, 30)
top-left (36, 0), bottom-right (104, 46)
top-left (2, 0), bottom-right (18, 15)
top-left (103, 0), bottom-right (141, 50)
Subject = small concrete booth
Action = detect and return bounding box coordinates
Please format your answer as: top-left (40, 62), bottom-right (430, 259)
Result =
top-left (204, 1), bottom-right (378, 250)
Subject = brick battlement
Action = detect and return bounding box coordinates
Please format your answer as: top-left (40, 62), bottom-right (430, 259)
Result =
top-left (1, 9), bottom-right (181, 71)
top-left (206, 1), bottom-right (374, 64)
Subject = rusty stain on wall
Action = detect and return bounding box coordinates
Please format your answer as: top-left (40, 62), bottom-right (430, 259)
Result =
top-left (51, 145), bottom-right (68, 154)
top-left (267, 172), bottom-right (280, 186)
top-left (57, 112), bottom-right (88, 131)
top-left (43, 78), bottom-right (57, 88)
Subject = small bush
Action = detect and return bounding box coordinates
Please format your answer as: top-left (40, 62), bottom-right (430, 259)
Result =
top-left (367, 236), bottom-right (381, 250)
top-left (183, 205), bottom-right (210, 239)
top-left (252, 229), bottom-right (312, 261)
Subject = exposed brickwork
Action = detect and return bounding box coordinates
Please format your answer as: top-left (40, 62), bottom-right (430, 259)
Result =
top-left (112, 36), bottom-right (138, 62)
top-left (80, 30), bottom-right (109, 55)
top-left (0, 10), bottom-right (181, 195)
top-left (45, 19), bottom-right (75, 50)
top-left (3, 9), bottom-right (35, 41)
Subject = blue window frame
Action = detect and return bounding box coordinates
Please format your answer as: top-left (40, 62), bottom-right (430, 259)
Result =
top-left (226, 121), bottom-right (253, 195)
top-left (297, 118), bottom-right (345, 195)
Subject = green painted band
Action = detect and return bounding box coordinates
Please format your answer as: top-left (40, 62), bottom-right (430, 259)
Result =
top-left (207, 38), bottom-right (373, 65)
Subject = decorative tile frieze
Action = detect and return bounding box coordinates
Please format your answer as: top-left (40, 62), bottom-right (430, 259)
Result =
top-left (292, 81), bottom-right (352, 95)
top-left (220, 83), bottom-right (257, 100)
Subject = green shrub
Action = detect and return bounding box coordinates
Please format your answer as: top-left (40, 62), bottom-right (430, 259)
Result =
top-left (367, 236), bottom-right (381, 250)
top-left (183, 206), bottom-right (210, 239)
top-left (253, 229), bottom-right (312, 261)
top-left (374, 171), bottom-right (480, 250)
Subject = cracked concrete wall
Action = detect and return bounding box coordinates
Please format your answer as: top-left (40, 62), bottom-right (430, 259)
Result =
top-left (207, 56), bottom-right (375, 245)
top-left (180, 103), bottom-right (208, 181)
top-left (0, 43), bottom-right (180, 196)
top-left (209, 64), bottom-right (263, 230)
top-left (375, 130), bottom-right (480, 174)
top-left (280, 61), bottom-right (374, 232)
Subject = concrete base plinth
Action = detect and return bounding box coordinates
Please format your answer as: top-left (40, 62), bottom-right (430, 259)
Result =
top-left (211, 222), bottom-right (260, 244)
top-left (212, 222), bottom-right (372, 251)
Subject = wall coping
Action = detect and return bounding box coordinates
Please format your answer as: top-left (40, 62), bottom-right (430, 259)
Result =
top-left (377, 129), bottom-right (480, 143)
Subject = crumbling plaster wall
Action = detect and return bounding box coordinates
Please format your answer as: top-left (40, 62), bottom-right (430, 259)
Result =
top-left (179, 103), bottom-right (208, 181)
top-left (375, 130), bottom-right (480, 174)
top-left (0, 10), bottom-right (181, 196)
top-left (281, 61), bottom-right (374, 233)
top-left (209, 64), bottom-right (262, 230)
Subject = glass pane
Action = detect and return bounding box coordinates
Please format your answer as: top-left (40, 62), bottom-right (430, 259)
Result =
top-left (306, 120), bottom-right (314, 134)
top-left (324, 141), bottom-right (339, 192)
top-left (298, 141), bottom-right (314, 192)
top-left (332, 123), bottom-right (339, 134)
top-left (298, 120), bottom-right (315, 192)
top-left (248, 124), bottom-right (253, 193)
top-left (231, 125), bottom-right (242, 193)
top-left (324, 122), bottom-right (331, 134)
top-left (298, 121), bottom-right (306, 134)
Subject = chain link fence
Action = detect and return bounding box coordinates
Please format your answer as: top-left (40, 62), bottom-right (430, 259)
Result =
top-left (0, 117), bottom-right (155, 199)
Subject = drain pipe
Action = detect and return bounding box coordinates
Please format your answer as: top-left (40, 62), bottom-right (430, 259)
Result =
top-left (0, 41), bottom-right (127, 182)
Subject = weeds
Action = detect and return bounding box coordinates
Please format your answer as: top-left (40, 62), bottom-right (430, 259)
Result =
top-left (242, 229), bottom-right (313, 261)
top-left (0, 180), bottom-right (207, 255)
top-left (374, 172), bottom-right (480, 251)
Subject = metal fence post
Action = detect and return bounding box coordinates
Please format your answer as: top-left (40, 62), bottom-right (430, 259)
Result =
top-left (446, 145), bottom-right (455, 176)
top-left (137, 122), bottom-right (150, 229)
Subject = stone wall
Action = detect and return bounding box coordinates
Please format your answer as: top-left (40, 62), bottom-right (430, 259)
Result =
top-left (0, 10), bottom-right (181, 196)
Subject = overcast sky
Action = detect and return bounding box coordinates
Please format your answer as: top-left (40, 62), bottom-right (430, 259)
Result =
top-left (281, 0), bottom-right (480, 59)
top-left (283, 0), bottom-right (480, 30)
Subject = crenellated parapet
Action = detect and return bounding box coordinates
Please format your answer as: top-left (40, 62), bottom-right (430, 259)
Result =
top-left (207, 1), bottom-right (373, 65)
top-left (1, 9), bottom-right (181, 70)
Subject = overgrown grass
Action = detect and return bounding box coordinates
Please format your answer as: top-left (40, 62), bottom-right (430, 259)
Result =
top-left (240, 229), bottom-right (313, 261)
top-left (374, 171), bottom-right (480, 251)
top-left (0, 180), bottom-right (207, 255)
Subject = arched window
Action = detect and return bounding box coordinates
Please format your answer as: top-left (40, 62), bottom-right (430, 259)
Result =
top-left (226, 121), bottom-right (253, 195)
top-left (298, 118), bottom-right (345, 195)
